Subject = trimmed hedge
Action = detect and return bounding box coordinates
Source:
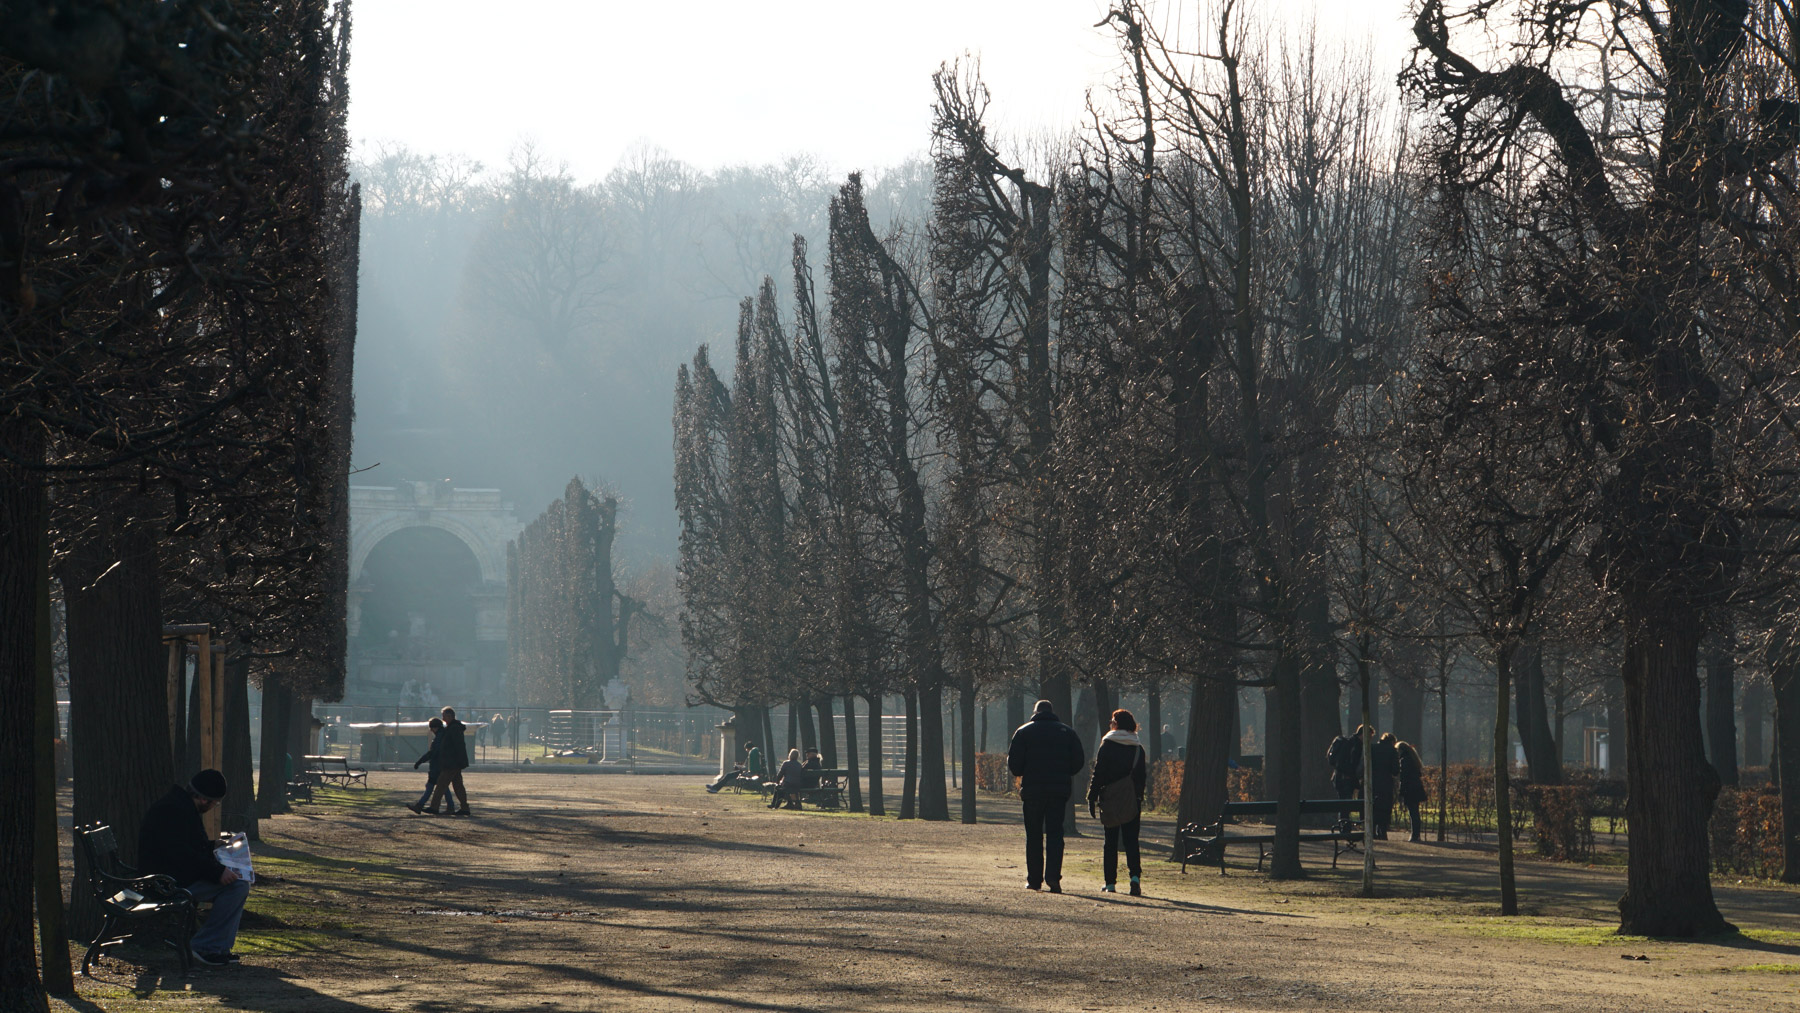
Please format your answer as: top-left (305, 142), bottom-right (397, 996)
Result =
top-left (1710, 787), bottom-right (1784, 879)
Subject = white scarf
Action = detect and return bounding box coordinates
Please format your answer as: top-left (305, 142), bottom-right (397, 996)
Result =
top-left (1102, 729), bottom-right (1142, 748)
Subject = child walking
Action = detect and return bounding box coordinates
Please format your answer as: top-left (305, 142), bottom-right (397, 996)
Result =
top-left (406, 717), bottom-right (444, 814)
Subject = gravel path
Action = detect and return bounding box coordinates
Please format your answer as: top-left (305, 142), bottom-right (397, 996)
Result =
top-left (57, 771), bottom-right (1800, 1011)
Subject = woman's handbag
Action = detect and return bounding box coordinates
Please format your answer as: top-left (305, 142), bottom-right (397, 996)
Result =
top-left (1096, 746), bottom-right (1142, 828)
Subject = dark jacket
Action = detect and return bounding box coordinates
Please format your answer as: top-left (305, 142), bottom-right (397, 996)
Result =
top-left (1327, 734), bottom-right (1362, 783)
top-left (1397, 744), bottom-right (1428, 806)
top-left (1007, 711), bottom-right (1085, 792)
top-left (415, 733), bottom-right (441, 774)
top-left (1085, 735), bottom-right (1147, 811)
top-left (137, 785), bottom-right (225, 887)
top-left (437, 719), bottom-right (470, 771)
top-left (774, 757), bottom-right (805, 788)
top-left (1369, 738), bottom-right (1398, 800)
top-left (801, 754), bottom-right (822, 790)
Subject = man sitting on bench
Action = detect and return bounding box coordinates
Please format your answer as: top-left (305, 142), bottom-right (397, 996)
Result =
top-left (138, 769), bottom-right (248, 967)
top-left (706, 740), bottom-right (763, 793)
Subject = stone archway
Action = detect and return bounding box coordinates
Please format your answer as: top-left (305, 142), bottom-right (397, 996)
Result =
top-left (346, 482), bottom-right (522, 706)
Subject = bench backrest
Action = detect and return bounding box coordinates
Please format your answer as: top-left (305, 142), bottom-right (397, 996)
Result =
top-left (75, 824), bottom-right (125, 891)
top-left (304, 755), bottom-right (348, 766)
top-left (1221, 798), bottom-right (1362, 818)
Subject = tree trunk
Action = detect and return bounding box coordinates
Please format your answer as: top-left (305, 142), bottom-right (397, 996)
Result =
top-left (2, 433), bottom-right (51, 1011)
top-left (1006, 694), bottom-right (1024, 740)
top-left (900, 690), bottom-right (918, 820)
top-left (1705, 635), bottom-right (1738, 787)
top-left (959, 676), bottom-right (977, 824)
top-left (785, 703), bottom-right (799, 758)
top-left (1741, 674), bottom-right (1768, 776)
top-left (1269, 653), bottom-right (1305, 879)
top-left (865, 693), bottom-right (884, 816)
top-left (62, 516), bottom-right (175, 939)
top-left (1494, 643), bottom-right (1518, 916)
top-left (814, 697), bottom-right (837, 768)
top-left (1298, 590), bottom-right (1340, 803)
top-left (1147, 686), bottom-right (1163, 763)
top-left (1771, 661), bottom-right (1800, 883)
top-left (1438, 678), bottom-right (1450, 842)
top-left (257, 682), bottom-right (292, 817)
top-left (918, 680), bottom-right (949, 821)
top-left (1263, 685), bottom-right (1283, 792)
top-left (1617, 617), bottom-right (1728, 935)
top-left (841, 694), bottom-right (863, 812)
top-left (33, 502), bottom-right (71, 995)
top-left (759, 707), bottom-right (775, 778)
top-left (1605, 676), bottom-right (1629, 776)
top-left (1390, 670), bottom-right (1425, 750)
top-left (1176, 671), bottom-right (1233, 836)
top-left (221, 659), bottom-right (256, 839)
top-left (1516, 644), bottom-right (1562, 784)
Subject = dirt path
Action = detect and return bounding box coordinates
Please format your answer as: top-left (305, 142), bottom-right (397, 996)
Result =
top-left (55, 772), bottom-right (1800, 1012)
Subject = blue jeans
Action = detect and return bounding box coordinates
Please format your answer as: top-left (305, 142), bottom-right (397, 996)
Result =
top-left (185, 877), bottom-right (249, 953)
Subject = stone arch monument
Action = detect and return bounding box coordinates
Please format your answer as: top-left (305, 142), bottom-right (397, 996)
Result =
top-left (346, 481), bottom-right (522, 706)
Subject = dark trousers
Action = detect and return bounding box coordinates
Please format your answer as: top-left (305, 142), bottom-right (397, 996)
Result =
top-left (1406, 800), bottom-right (1424, 840)
top-left (1020, 787), bottom-right (1069, 887)
top-left (1333, 777), bottom-right (1358, 800)
top-left (1373, 793), bottom-right (1394, 836)
top-left (1103, 817), bottom-right (1142, 884)
top-left (416, 773), bottom-right (437, 807)
top-left (428, 768), bottom-right (468, 811)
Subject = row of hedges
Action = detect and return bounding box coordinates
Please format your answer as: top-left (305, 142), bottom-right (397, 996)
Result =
top-left (1711, 788), bottom-right (1785, 879)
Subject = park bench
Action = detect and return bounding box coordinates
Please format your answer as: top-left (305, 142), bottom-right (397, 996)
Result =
top-left (1178, 798), bottom-right (1363, 875)
top-left (74, 823), bottom-right (197, 976)
top-left (303, 754), bottom-right (368, 789)
top-left (789, 769), bottom-right (848, 810)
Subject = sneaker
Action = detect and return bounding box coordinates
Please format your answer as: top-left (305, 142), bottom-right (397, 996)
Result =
top-left (1026, 883), bottom-right (1042, 891)
top-left (705, 784), bottom-right (721, 793)
top-left (1101, 883), bottom-right (1116, 893)
top-left (223, 952), bottom-right (241, 964)
top-left (1129, 880), bottom-right (1143, 897)
top-left (189, 948), bottom-right (228, 966)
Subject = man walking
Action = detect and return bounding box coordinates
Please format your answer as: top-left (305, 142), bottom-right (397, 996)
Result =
top-left (1007, 700), bottom-right (1086, 893)
top-left (426, 706), bottom-right (472, 816)
top-left (138, 769), bottom-right (248, 966)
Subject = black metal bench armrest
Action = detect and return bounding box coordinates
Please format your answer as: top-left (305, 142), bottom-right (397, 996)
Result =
top-left (93, 869), bottom-right (187, 901)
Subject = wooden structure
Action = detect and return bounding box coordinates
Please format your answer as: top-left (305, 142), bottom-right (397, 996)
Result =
top-left (162, 623), bottom-right (225, 837)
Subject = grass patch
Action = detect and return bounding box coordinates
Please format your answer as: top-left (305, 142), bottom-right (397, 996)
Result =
top-left (1740, 928), bottom-right (1800, 946)
top-left (1729, 963), bottom-right (1800, 973)
top-left (234, 928), bottom-right (348, 956)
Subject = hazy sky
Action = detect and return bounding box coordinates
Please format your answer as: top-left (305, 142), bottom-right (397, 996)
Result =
top-left (350, 0), bottom-right (1417, 180)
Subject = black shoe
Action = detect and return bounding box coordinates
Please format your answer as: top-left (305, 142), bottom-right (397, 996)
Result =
top-left (1129, 881), bottom-right (1143, 897)
top-left (1047, 882), bottom-right (1062, 894)
top-left (705, 784), bottom-right (720, 793)
top-left (223, 952), bottom-right (241, 964)
top-left (406, 802), bottom-right (423, 814)
top-left (453, 808), bottom-right (471, 817)
top-left (1026, 883), bottom-right (1042, 891)
top-left (189, 948), bottom-right (228, 966)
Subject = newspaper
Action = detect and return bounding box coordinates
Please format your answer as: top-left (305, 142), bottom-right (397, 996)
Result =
top-left (212, 832), bottom-right (255, 885)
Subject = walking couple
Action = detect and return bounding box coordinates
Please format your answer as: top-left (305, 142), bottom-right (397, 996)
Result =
top-left (1007, 700), bottom-right (1148, 896)
top-left (407, 706), bottom-right (474, 816)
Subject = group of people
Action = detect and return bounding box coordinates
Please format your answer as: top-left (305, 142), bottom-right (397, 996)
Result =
top-left (407, 706), bottom-right (474, 816)
top-left (1007, 700), bottom-right (1148, 896)
top-left (1327, 726), bottom-right (1428, 841)
top-left (703, 740), bottom-right (824, 809)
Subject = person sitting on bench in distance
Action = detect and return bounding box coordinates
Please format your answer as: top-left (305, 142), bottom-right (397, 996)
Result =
top-left (767, 748), bottom-right (808, 808)
top-left (137, 769), bottom-right (248, 967)
top-left (706, 740), bottom-right (762, 793)
top-left (770, 746), bottom-right (822, 808)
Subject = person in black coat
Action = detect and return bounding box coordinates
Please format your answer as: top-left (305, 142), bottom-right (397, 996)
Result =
top-left (1370, 732), bottom-right (1399, 839)
top-left (1006, 699), bottom-right (1086, 892)
top-left (1327, 729), bottom-right (1363, 800)
top-left (1397, 739), bottom-right (1429, 842)
top-left (1086, 708), bottom-right (1149, 896)
top-left (426, 707), bottom-right (472, 816)
top-left (768, 748), bottom-right (807, 809)
top-left (407, 717), bottom-right (445, 814)
top-left (137, 770), bottom-right (248, 965)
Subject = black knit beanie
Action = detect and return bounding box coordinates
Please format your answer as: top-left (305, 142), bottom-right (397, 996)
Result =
top-left (189, 769), bottom-right (228, 800)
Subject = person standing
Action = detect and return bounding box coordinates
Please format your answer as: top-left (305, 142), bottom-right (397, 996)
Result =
top-left (426, 707), bottom-right (472, 816)
top-left (1006, 699), bottom-right (1086, 893)
top-left (1370, 731), bottom-right (1399, 840)
top-left (1397, 739), bottom-right (1429, 842)
top-left (138, 770), bottom-right (248, 966)
top-left (1327, 727), bottom-right (1363, 800)
top-left (1087, 709), bottom-right (1149, 896)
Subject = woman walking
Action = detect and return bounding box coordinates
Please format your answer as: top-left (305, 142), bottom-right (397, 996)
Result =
top-left (1397, 739), bottom-right (1429, 842)
top-left (1086, 708), bottom-right (1148, 895)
